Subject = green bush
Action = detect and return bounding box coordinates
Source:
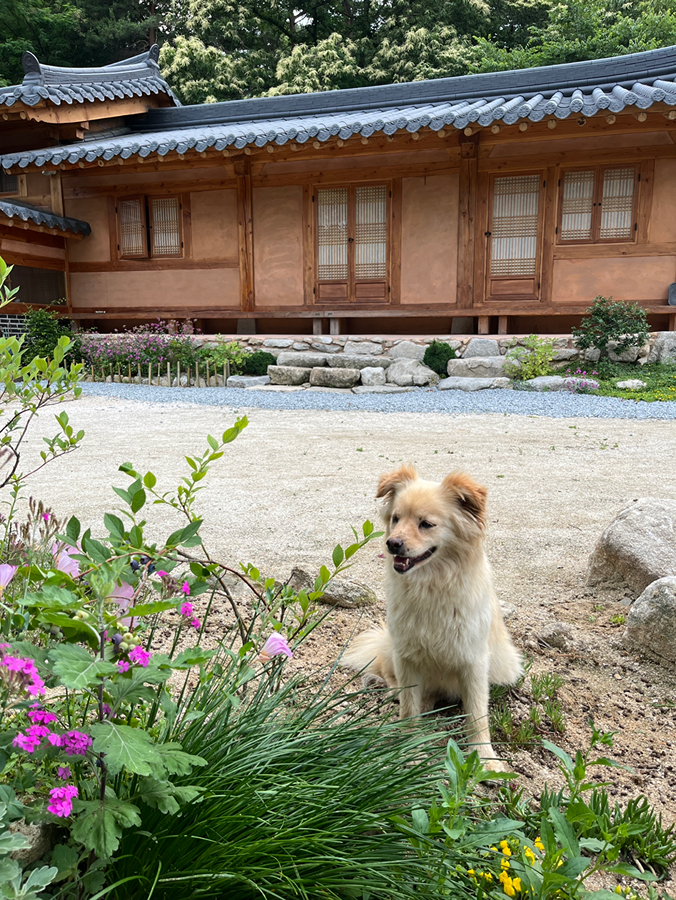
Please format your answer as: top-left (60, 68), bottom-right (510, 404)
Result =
top-left (22, 307), bottom-right (82, 364)
top-left (572, 295), bottom-right (649, 360)
top-left (504, 334), bottom-right (555, 381)
top-left (202, 339), bottom-right (250, 375)
top-left (423, 340), bottom-right (456, 376)
top-left (243, 349), bottom-right (276, 376)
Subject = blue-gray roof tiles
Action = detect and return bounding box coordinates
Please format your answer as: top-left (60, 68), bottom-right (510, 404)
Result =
top-left (0, 199), bottom-right (91, 236)
top-left (0, 46), bottom-right (179, 109)
top-left (2, 44), bottom-right (676, 171)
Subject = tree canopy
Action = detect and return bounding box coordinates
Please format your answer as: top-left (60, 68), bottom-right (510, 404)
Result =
top-left (2, 0), bottom-right (676, 102)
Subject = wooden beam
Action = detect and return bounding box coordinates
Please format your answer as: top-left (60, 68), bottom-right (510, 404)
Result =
top-left (49, 173), bottom-right (64, 217)
top-left (390, 177), bottom-right (402, 304)
top-left (302, 184), bottom-right (314, 305)
top-left (236, 159), bottom-right (255, 312)
top-left (539, 166), bottom-right (558, 306)
top-left (498, 316), bottom-right (509, 335)
top-left (637, 159), bottom-right (655, 245)
top-left (457, 135), bottom-right (479, 308)
top-left (69, 258), bottom-right (239, 273)
top-left (478, 316), bottom-right (490, 334)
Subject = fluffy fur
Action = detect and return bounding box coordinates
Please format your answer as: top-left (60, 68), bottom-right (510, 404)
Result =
top-left (343, 465), bottom-right (522, 770)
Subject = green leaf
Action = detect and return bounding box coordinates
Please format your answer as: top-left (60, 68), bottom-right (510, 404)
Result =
top-left (151, 743), bottom-right (206, 776)
top-left (130, 488), bottom-right (146, 514)
top-left (165, 519), bottom-right (202, 548)
top-left (66, 515), bottom-right (81, 543)
top-left (143, 471), bottom-right (157, 489)
top-left (138, 778), bottom-right (202, 815)
top-left (171, 647), bottom-right (214, 669)
top-left (332, 544), bottom-right (344, 567)
top-left (207, 434), bottom-right (219, 451)
top-left (556, 857), bottom-right (589, 879)
top-left (23, 865), bottom-right (58, 892)
top-left (89, 723), bottom-right (161, 777)
top-left (604, 863), bottom-right (657, 882)
top-left (71, 798), bottom-right (141, 859)
top-left (122, 600), bottom-right (175, 618)
top-left (543, 739), bottom-right (575, 773)
top-left (21, 585), bottom-right (80, 610)
top-left (320, 565), bottom-right (331, 584)
top-left (104, 514), bottom-right (125, 540)
top-left (363, 520), bottom-right (374, 537)
top-left (549, 808), bottom-right (580, 858)
top-left (50, 644), bottom-right (118, 689)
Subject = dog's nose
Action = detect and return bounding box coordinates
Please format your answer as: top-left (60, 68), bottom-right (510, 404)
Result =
top-left (386, 537), bottom-right (404, 555)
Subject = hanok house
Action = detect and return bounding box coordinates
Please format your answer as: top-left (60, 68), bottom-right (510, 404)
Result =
top-left (3, 44), bottom-right (676, 336)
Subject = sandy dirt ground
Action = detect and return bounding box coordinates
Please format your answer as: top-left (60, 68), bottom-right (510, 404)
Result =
top-left (15, 393), bottom-right (676, 884)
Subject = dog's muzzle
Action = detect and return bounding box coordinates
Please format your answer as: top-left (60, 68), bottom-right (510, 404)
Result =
top-left (392, 547), bottom-right (436, 574)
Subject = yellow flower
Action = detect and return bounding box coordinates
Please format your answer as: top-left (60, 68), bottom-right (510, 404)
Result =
top-left (501, 858), bottom-right (511, 870)
top-left (490, 846), bottom-right (499, 852)
top-left (468, 870), bottom-right (475, 876)
top-left (500, 840), bottom-right (512, 852)
top-left (524, 848), bottom-right (536, 865)
top-left (534, 837), bottom-right (545, 852)
top-left (513, 877), bottom-right (522, 892)
top-left (614, 888), bottom-right (623, 895)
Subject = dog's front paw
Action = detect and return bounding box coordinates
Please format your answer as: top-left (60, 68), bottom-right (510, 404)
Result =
top-left (481, 756), bottom-right (509, 774)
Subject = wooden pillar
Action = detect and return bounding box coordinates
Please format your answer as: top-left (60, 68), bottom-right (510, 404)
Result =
top-left (329, 318), bottom-right (342, 335)
top-left (235, 159), bottom-right (254, 312)
top-left (669, 313), bottom-right (676, 332)
top-left (312, 318), bottom-right (323, 335)
top-left (478, 316), bottom-right (490, 335)
top-left (457, 135), bottom-right (479, 309)
top-left (50, 172), bottom-right (64, 217)
top-left (498, 316), bottom-right (509, 335)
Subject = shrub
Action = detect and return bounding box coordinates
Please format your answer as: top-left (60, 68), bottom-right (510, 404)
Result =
top-left (80, 322), bottom-right (199, 372)
top-left (243, 349), bottom-right (276, 376)
top-left (22, 307), bottom-right (81, 365)
top-left (572, 295), bottom-right (649, 361)
top-left (423, 340), bottom-right (456, 376)
top-left (503, 334), bottom-right (555, 381)
top-left (202, 339), bottom-right (250, 375)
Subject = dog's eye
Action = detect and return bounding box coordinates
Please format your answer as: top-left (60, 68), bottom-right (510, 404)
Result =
top-left (419, 521), bottom-right (435, 530)
top-left (391, 514), bottom-right (399, 524)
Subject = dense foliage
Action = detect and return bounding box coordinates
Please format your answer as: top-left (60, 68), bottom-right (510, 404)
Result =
top-left (572, 296), bottom-right (649, 361)
top-left (22, 309), bottom-right (82, 367)
top-left (504, 335), bottom-right (555, 381)
top-left (242, 349), bottom-right (276, 376)
top-left (3, 0), bottom-right (676, 101)
top-left (423, 340), bottom-right (457, 377)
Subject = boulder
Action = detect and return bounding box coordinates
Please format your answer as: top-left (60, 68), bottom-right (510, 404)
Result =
top-left (268, 365), bottom-right (311, 386)
top-left (446, 356), bottom-right (507, 378)
top-left (437, 376), bottom-right (512, 391)
top-left (293, 342), bottom-right (310, 351)
top-left (616, 379), bottom-right (647, 390)
top-left (386, 359), bottom-right (437, 386)
top-left (263, 338), bottom-right (292, 349)
top-left (329, 355), bottom-right (391, 370)
top-left (310, 366), bottom-right (361, 388)
top-left (462, 338), bottom-right (500, 358)
top-left (360, 366), bottom-right (387, 386)
top-left (523, 376), bottom-right (567, 391)
top-left (608, 342), bottom-right (641, 363)
top-left (287, 567), bottom-right (378, 608)
top-left (276, 351), bottom-right (329, 368)
top-left (624, 577), bottom-right (676, 666)
top-left (587, 498), bottom-right (676, 594)
top-left (227, 374), bottom-right (270, 388)
top-left (310, 338), bottom-right (342, 353)
top-left (352, 385), bottom-right (418, 394)
top-left (343, 341), bottom-right (383, 356)
top-left (648, 332), bottom-right (676, 364)
top-left (389, 340), bottom-right (425, 361)
top-left (551, 348), bottom-right (579, 362)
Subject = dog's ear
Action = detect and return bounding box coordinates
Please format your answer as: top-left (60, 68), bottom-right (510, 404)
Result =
top-left (376, 465), bottom-right (418, 501)
top-left (442, 471), bottom-right (488, 529)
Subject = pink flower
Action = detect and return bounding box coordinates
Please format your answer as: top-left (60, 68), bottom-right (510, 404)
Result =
top-left (117, 660), bottom-right (130, 673)
top-left (156, 570), bottom-right (168, 578)
top-left (191, 618), bottom-right (200, 629)
top-left (0, 653), bottom-right (45, 697)
top-left (47, 784), bottom-right (78, 817)
top-left (42, 513), bottom-right (50, 523)
top-left (57, 766), bottom-right (71, 779)
top-left (0, 564), bottom-right (18, 590)
top-left (27, 707), bottom-right (57, 725)
top-left (181, 581), bottom-right (190, 596)
top-left (52, 544), bottom-right (80, 578)
top-left (61, 731), bottom-right (92, 757)
top-left (180, 602), bottom-right (193, 617)
top-left (110, 581), bottom-right (135, 627)
top-left (258, 633), bottom-right (293, 662)
top-left (13, 732), bottom-right (41, 753)
top-left (129, 646), bottom-right (151, 668)
top-left (26, 724), bottom-right (51, 741)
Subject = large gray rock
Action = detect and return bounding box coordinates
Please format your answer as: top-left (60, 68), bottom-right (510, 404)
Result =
top-left (587, 498), bottom-right (676, 594)
top-left (446, 356), bottom-right (507, 378)
top-left (360, 366), bottom-right (386, 386)
top-left (624, 576), bottom-right (676, 666)
top-left (608, 342), bottom-right (641, 363)
top-left (523, 376), bottom-right (567, 391)
top-left (287, 567), bottom-right (378, 608)
top-left (268, 365), bottom-right (311, 386)
top-left (276, 351), bottom-right (329, 368)
top-left (310, 366), bottom-right (361, 388)
top-left (310, 339), bottom-right (342, 353)
top-left (227, 374), bottom-right (270, 388)
top-left (551, 348), bottom-right (579, 362)
top-left (262, 338), bottom-right (292, 349)
top-left (648, 332), bottom-right (676, 364)
top-left (463, 338), bottom-right (500, 358)
top-left (437, 376), bottom-right (512, 391)
top-left (389, 340), bottom-right (425, 361)
top-left (352, 385), bottom-right (418, 394)
top-left (386, 359), bottom-right (437, 386)
top-left (328, 355), bottom-right (391, 370)
top-left (343, 341), bottom-right (382, 356)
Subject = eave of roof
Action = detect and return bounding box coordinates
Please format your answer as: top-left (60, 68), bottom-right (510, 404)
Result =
top-left (0, 199), bottom-right (91, 236)
top-left (2, 44), bottom-right (676, 171)
top-left (0, 45), bottom-right (179, 110)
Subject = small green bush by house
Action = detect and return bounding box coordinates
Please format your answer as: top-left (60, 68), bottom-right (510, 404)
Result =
top-left (504, 334), bottom-right (555, 380)
top-left (203, 339), bottom-right (250, 375)
top-left (423, 340), bottom-right (456, 376)
top-left (243, 349), bottom-right (277, 376)
top-left (22, 307), bottom-right (82, 364)
top-left (572, 295), bottom-right (649, 360)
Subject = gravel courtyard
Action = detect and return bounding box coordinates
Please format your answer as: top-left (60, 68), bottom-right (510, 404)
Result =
top-left (18, 387), bottom-right (676, 871)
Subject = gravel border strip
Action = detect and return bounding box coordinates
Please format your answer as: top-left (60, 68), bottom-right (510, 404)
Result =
top-left (79, 382), bottom-right (676, 420)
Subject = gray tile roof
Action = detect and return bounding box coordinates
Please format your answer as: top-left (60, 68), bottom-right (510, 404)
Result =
top-left (0, 45), bottom-right (179, 109)
top-left (0, 199), bottom-right (91, 236)
top-left (2, 44), bottom-right (676, 171)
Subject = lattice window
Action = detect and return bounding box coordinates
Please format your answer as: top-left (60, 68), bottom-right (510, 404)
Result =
top-left (8, 266), bottom-right (65, 306)
top-left (0, 172), bottom-right (18, 194)
top-left (600, 167), bottom-right (635, 240)
top-left (119, 198), bottom-right (146, 257)
top-left (355, 185), bottom-right (387, 279)
top-left (490, 174), bottom-right (540, 276)
top-left (150, 197), bottom-right (181, 256)
top-left (317, 188), bottom-right (348, 280)
top-left (561, 170), bottom-right (594, 241)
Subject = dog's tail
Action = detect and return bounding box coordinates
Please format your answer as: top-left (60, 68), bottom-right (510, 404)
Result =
top-left (341, 625), bottom-right (396, 687)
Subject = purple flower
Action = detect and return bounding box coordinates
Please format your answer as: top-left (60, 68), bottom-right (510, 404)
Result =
top-left (47, 784), bottom-right (78, 817)
top-left (0, 564), bottom-right (18, 590)
top-left (57, 765), bottom-right (71, 779)
top-left (129, 646), bottom-right (151, 668)
top-left (13, 732), bottom-right (41, 753)
top-left (42, 513), bottom-right (50, 523)
top-left (117, 660), bottom-right (130, 673)
top-left (101, 704), bottom-right (112, 718)
top-left (156, 570), bottom-right (168, 578)
top-left (180, 602), bottom-right (193, 617)
top-left (258, 633), bottom-right (293, 662)
top-left (181, 581), bottom-right (190, 596)
top-left (1, 653), bottom-right (45, 697)
top-left (52, 544), bottom-right (80, 578)
top-left (27, 706), bottom-right (57, 725)
top-left (61, 731), bottom-right (92, 757)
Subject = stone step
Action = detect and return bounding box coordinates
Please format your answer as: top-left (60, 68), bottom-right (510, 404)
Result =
top-left (437, 377), bottom-right (512, 391)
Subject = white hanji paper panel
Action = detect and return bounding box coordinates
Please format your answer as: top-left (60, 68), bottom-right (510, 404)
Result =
top-left (561, 170), bottom-right (594, 241)
top-left (355, 185), bottom-right (387, 279)
top-left (317, 188), bottom-right (348, 280)
top-left (490, 174), bottom-right (540, 276)
top-left (119, 198), bottom-right (145, 257)
top-left (600, 168), bottom-right (635, 240)
top-left (150, 197), bottom-right (181, 256)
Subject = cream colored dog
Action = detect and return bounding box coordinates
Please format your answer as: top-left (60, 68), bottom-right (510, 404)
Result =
top-left (343, 465), bottom-right (522, 770)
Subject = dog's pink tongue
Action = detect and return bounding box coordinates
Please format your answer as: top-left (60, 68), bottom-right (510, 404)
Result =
top-left (394, 556), bottom-right (412, 572)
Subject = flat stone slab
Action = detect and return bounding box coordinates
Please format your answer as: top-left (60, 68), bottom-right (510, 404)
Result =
top-left (523, 376), bottom-right (567, 391)
top-left (246, 384), bottom-right (304, 392)
top-left (437, 376), bottom-right (512, 391)
top-left (462, 338), bottom-right (500, 358)
top-left (328, 355), bottom-right (391, 369)
top-left (446, 357), bottom-right (507, 378)
top-left (227, 374), bottom-right (270, 388)
top-left (352, 385), bottom-right (418, 394)
top-left (310, 367), bottom-right (361, 388)
top-left (389, 340), bottom-right (425, 361)
top-left (304, 386), bottom-right (355, 393)
top-left (268, 365), bottom-right (311, 386)
top-left (343, 341), bottom-right (383, 356)
top-left (276, 351), bottom-right (329, 367)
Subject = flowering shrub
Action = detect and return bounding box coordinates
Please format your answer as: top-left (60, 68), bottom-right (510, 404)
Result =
top-left (572, 296), bottom-right (649, 361)
top-left (563, 368), bottom-right (600, 393)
